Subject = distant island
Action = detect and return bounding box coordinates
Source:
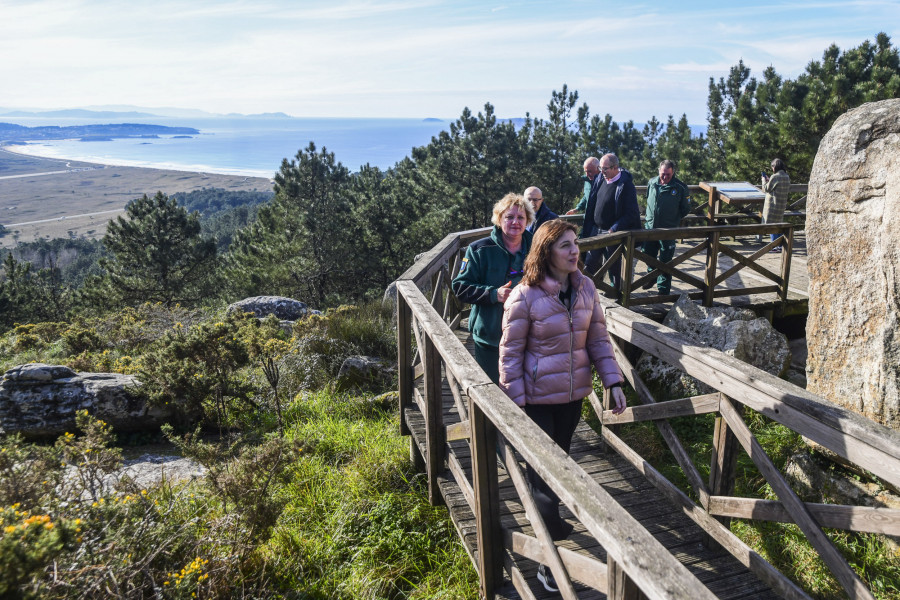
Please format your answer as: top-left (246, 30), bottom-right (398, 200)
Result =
top-left (422, 117), bottom-right (443, 122)
top-left (0, 122), bottom-right (200, 143)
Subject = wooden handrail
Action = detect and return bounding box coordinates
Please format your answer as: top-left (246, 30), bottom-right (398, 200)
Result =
top-left (396, 278), bottom-right (718, 600)
top-left (396, 209), bottom-right (895, 599)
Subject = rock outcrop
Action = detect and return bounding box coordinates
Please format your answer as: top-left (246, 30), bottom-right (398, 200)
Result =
top-left (806, 98), bottom-right (900, 429)
top-left (334, 355), bottom-right (396, 392)
top-left (637, 295), bottom-right (791, 399)
top-left (0, 363), bottom-right (174, 438)
top-left (227, 296), bottom-right (316, 321)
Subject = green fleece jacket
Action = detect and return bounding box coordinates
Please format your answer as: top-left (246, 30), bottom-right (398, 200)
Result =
top-left (645, 175), bottom-right (691, 229)
top-left (451, 226), bottom-right (532, 347)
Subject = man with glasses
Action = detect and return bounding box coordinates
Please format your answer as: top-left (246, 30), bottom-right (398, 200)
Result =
top-left (525, 186), bottom-right (558, 233)
top-left (584, 153), bottom-right (641, 290)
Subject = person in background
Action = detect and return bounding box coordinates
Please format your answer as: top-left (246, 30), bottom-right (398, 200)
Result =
top-left (566, 157), bottom-right (602, 234)
top-left (452, 193), bottom-right (534, 383)
top-left (642, 159), bottom-right (691, 295)
top-left (583, 153), bottom-right (641, 289)
top-left (525, 186), bottom-right (558, 233)
top-left (761, 158), bottom-right (791, 252)
top-left (499, 219), bottom-right (626, 593)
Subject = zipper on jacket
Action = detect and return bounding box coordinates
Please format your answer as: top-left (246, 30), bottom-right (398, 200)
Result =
top-left (568, 308), bottom-right (574, 402)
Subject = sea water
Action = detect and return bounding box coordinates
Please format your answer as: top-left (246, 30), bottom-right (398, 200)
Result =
top-left (1, 116), bottom-right (451, 177)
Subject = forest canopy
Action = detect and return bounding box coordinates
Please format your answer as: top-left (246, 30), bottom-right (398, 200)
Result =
top-left (1, 33), bottom-right (898, 321)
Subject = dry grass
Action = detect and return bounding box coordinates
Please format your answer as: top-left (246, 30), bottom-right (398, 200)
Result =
top-left (0, 148), bottom-right (272, 247)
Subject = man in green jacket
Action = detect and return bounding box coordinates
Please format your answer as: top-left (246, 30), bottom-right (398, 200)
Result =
top-left (643, 160), bottom-right (690, 295)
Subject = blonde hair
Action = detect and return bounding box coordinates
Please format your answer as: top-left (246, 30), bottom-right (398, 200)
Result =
top-left (522, 220), bottom-right (579, 286)
top-left (491, 192), bottom-right (535, 227)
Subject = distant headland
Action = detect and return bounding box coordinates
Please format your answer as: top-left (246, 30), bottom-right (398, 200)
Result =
top-left (0, 122), bottom-right (200, 144)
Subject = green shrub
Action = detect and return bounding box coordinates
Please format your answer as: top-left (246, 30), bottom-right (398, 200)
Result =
top-left (140, 310), bottom-right (285, 424)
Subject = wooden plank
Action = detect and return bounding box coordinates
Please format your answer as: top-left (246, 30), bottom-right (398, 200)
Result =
top-left (397, 232), bottom-right (458, 285)
top-left (423, 334), bottom-right (445, 507)
top-left (780, 228), bottom-right (794, 303)
top-left (448, 451), bottom-right (475, 513)
top-left (704, 229), bottom-right (719, 306)
top-left (601, 301), bottom-right (900, 490)
top-left (608, 555), bottom-right (649, 600)
top-left (505, 529), bottom-right (609, 593)
top-left (398, 293), bottom-right (413, 437)
top-left (467, 382), bottom-right (719, 600)
top-left (718, 396), bottom-right (874, 600)
top-left (470, 399), bottom-right (504, 600)
top-left (605, 341), bottom-right (711, 508)
top-left (708, 411), bottom-right (740, 531)
top-left (708, 496), bottom-right (900, 536)
top-left (447, 420), bottom-right (471, 442)
top-left (715, 243), bottom-right (783, 285)
top-left (499, 440), bottom-right (579, 600)
top-left (397, 280), bottom-right (494, 392)
top-left (600, 426), bottom-right (813, 600)
top-left (601, 394), bottom-right (720, 425)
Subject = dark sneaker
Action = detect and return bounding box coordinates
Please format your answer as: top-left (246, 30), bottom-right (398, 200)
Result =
top-left (769, 247), bottom-right (782, 253)
top-left (657, 288), bottom-right (670, 296)
top-left (537, 564), bottom-right (559, 593)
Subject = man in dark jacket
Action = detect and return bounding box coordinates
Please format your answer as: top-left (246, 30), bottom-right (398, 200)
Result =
top-left (525, 186), bottom-right (558, 233)
top-left (643, 159), bottom-right (691, 295)
top-left (584, 153), bottom-right (641, 290)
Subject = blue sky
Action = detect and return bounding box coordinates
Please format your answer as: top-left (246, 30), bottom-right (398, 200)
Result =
top-left (1, 0), bottom-right (897, 123)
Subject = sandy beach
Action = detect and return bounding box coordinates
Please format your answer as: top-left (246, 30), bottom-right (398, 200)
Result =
top-left (0, 147), bottom-right (273, 248)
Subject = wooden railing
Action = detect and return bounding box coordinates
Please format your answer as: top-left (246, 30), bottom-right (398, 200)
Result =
top-left (576, 223), bottom-right (795, 309)
top-left (396, 226), bottom-right (900, 600)
top-left (628, 184), bottom-right (807, 226)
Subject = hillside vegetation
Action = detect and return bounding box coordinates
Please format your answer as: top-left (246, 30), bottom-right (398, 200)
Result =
top-left (1, 34), bottom-right (899, 599)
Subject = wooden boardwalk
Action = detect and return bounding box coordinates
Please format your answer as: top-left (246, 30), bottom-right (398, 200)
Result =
top-left (406, 331), bottom-right (781, 600)
top-left (396, 222), bottom-right (900, 600)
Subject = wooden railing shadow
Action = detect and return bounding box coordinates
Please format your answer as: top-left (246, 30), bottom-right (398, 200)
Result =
top-left (396, 225), bottom-right (900, 600)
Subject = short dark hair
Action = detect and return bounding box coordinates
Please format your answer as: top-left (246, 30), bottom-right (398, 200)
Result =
top-left (659, 159), bottom-right (676, 172)
top-left (771, 158), bottom-right (787, 173)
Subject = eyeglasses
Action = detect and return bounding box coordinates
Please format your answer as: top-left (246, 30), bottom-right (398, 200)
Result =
top-left (600, 165), bottom-right (615, 172)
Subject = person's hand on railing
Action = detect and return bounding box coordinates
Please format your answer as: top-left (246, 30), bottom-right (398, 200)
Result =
top-left (610, 385), bottom-right (627, 415)
top-left (496, 281), bottom-right (513, 304)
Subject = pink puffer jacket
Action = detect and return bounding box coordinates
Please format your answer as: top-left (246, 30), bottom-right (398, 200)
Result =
top-left (499, 271), bottom-right (624, 406)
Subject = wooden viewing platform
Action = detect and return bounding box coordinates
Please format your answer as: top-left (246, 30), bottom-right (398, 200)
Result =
top-left (395, 218), bottom-right (900, 600)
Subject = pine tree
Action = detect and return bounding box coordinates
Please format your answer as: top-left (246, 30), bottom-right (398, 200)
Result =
top-left (94, 192), bottom-right (217, 306)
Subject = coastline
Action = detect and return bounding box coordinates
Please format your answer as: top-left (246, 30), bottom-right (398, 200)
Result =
top-left (3, 143), bottom-right (275, 179)
top-left (0, 147), bottom-right (273, 248)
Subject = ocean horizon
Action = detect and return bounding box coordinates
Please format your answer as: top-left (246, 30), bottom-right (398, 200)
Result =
top-left (1, 116), bottom-right (453, 178)
top-left (2, 115), bottom-right (708, 179)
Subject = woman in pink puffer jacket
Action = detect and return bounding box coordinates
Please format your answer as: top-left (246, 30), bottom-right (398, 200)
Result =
top-left (498, 220), bottom-right (625, 589)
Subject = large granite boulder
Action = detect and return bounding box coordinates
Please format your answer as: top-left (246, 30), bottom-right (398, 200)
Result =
top-left (334, 355), bottom-right (397, 392)
top-left (227, 296), bottom-right (314, 320)
top-left (637, 295), bottom-right (791, 399)
top-left (806, 99), bottom-right (900, 429)
top-left (0, 363), bottom-right (175, 438)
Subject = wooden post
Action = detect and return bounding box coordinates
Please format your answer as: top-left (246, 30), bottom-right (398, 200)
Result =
top-left (423, 334), bottom-right (446, 506)
top-left (607, 556), bottom-right (648, 600)
top-left (706, 185), bottom-right (717, 226)
top-left (704, 229), bottom-right (720, 307)
top-left (706, 398), bottom-right (739, 549)
top-left (470, 395), bottom-right (503, 600)
top-left (621, 235), bottom-right (636, 308)
top-left (397, 291), bottom-right (412, 437)
top-left (780, 226), bottom-right (793, 303)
